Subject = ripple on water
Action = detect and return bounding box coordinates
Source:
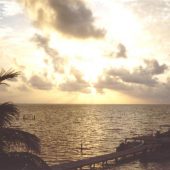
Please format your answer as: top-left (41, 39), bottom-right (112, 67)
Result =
top-left (12, 104), bottom-right (170, 169)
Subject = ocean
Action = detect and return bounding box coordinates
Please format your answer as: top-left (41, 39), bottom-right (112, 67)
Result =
top-left (13, 104), bottom-right (170, 170)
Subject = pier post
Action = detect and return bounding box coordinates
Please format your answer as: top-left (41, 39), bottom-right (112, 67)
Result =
top-left (115, 158), bottom-right (118, 163)
top-left (102, 161), bottom-right (105, 167)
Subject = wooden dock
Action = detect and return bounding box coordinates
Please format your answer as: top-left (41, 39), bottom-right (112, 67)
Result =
top-left (51, 142), bottom-right (161, 170)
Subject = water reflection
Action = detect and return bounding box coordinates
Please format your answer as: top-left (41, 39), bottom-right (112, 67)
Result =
top-left (12, 104), bottom-right (170, 169)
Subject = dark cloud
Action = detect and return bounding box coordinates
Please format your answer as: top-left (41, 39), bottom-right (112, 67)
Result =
top-left (59, 68), bottom-right (90, 93)
top-left (94, 76), bottom-right (130, 93)
top-left (108, 68), bottom-right (157, 86)
top-left (95, 73), bottom-right (170, 103)
top-left (29, 75), bottom-right (53, 90)
top-left (144, 59), bottom-right (168, 75)
top-left (107, 59), bottom-right (168, 86)
top-left (59, 81), bottom-right (90, 93)
top-left (116, 43), bottom-right (127, 58)
top-left (127, 79), bottom-right (170, 103)
top-left (32, 34), bottom-right (65, 73)
top-left (70, 68), bottom-right (85, 83)
top-left (19, 0), bottom-right (105, 38)
top-left (94, 59), bottom-right (169, 102)
top-left (32, 34), bottom-right (49, 47)
top-left (105, 43), bottom-right (127, 58)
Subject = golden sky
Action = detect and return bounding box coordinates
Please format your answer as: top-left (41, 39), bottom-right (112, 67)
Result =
top-left (1, 0), bottom-right (170, 104)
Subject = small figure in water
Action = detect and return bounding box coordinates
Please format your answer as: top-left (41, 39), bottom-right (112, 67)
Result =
top-left (81, 142), bottom-right (83, 153)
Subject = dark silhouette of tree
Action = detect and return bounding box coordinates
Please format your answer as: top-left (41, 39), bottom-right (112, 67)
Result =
top-left (0, 69), bottom-right (50, 170)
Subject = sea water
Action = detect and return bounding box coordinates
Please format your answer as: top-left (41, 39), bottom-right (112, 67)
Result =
top-left (13, 104), bottom-right (170, 170)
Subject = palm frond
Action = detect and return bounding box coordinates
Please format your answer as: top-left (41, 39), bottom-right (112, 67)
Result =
top-left (0, 141), bottom-right (7, 152)
top-left (0, 128), bottom-right (40, 154)
top-left (0, 152), bottom-right (50, 170)
top-left (0, 69), bottom-right (19, 85)
top-left (0, 102), bottom-right (19, 127)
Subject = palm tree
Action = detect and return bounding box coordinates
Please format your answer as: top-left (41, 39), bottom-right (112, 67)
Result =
top-left (0, 69), bottom-right (50, 170)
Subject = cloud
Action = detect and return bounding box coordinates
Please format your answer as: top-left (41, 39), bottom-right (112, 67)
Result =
top-left (0, 3), bottom-right (5, 21)
top-left (59, 81), bottom-right (90, 93)
top-left (0, 1), bottom-right (22, 18)
top-left (94, 76), bottom-right (130, 93)
top-left (125, 0), bottom-right (170, 44)
top-left (70, 68), bottom-right (85, 83)
top-left (107, 59), bottom-right (168, 86)
top-left (116, 43), bottom-right (127, 58)
top-left (32, 34), bottom-right (65, 73)
top-left (144, 59), bottom-right (168, 75)
top-left (32, 34), bottom-right (49, 47)
top-left (17, 84), bottom-right (30, 91)
top-left (126, 0), bottom-right (170, 19)
top-left (0, 85), bottom-right (7, 92)
top-left (59, 68), bottom-right (90, 93)
top-left (108, 68), bottom-right (157, 86)
top-left (104, 43), bottom-right (127, 58)
top-left (29, 75), bottom-right (53, 90)
top-left (94, 74), bottom-right (170, 103)
top-left (94, 59), bottom-right (169, 101)
top-left (127, 79), bottom-right (170, 103)
top-left (18, 0), bottom-right (105, 38)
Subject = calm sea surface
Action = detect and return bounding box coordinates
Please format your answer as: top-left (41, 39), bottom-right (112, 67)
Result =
top-left (13, 104), bottom-right (170, 169)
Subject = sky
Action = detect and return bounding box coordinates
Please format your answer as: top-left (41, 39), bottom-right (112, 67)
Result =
top-left (0, 0), bottom-right (170, 104)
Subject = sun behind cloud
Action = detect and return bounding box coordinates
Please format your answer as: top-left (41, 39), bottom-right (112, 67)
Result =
top-left (1, 0), bottom-right (170, 103)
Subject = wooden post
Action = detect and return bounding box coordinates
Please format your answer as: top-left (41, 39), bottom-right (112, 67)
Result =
top-left (115, 158), bottom-right (118, 163)
top-left (102, 161), bottom-right (104, 167)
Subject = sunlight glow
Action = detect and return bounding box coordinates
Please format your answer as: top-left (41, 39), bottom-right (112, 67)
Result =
top-left (48, 1), bottom-right (144, 84)
top-left (2, 0), bottom-right (168, 104)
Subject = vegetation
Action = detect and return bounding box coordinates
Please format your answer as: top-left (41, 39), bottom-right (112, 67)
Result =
top-left (0, 70), bottom-right (50, 170)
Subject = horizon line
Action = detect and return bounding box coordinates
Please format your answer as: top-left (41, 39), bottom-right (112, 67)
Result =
top-left (12, 103), bottom-right (170, 105)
